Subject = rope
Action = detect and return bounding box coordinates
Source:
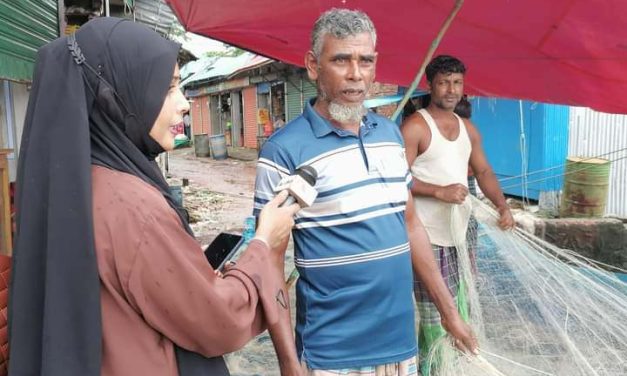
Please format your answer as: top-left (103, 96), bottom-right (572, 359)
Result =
top-left (476, 350), bottom-right (556, 375)
top-left (518, 100), bottom-right (530, 208)
top-left (496, 146), bottom-right (627, 183)
top-left (497, 153), bottom-right (627, 191)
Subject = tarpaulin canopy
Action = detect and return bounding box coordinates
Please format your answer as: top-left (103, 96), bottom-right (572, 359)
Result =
top-left (166, 0), bottom-right (627, 115)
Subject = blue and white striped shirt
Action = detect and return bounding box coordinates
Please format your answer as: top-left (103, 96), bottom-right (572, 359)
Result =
top-left (253, 99), bottom-right (416, 369)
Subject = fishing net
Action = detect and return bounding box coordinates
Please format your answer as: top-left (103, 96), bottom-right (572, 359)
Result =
top-left (426, 195), bottom-right (627, 376)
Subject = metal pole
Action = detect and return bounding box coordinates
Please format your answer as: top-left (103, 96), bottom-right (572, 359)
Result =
top-left (105, 0), bottom-right (110, 17)
top-left (390, 0), bottom-right (464, 122)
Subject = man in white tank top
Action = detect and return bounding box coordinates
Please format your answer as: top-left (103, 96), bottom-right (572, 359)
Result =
top-left (400, 55), bottom-right (513, 375)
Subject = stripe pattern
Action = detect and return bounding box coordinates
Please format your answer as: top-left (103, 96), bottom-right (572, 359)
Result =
top-left (295, 242), bottom-right (410, 268)
top-left (253, 101), bottom-right (416, 370)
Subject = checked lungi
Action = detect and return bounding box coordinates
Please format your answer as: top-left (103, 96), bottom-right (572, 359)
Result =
top-left (414, 245), bottom-right (469, 376)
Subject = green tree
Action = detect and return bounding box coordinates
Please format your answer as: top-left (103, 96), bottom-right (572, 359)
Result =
top-left (204, 45), bottom-right (246, 57)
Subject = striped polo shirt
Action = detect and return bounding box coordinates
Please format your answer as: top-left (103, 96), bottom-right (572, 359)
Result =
top-left (253, 99), bottom-right (417, 369)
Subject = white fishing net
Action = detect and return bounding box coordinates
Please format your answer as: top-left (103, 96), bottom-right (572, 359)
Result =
top-left (429, 196), bottom-right (627, 376)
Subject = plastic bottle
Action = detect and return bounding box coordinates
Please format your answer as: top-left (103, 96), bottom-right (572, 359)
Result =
top-left (242, 215), bottom-right (256, 245)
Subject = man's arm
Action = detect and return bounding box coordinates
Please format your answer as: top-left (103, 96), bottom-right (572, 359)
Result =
top-left (405, 193), bottom-right (478, 353)
top-left (265, 235), bottom-right (302, 376)
top-left (465, 120), bottom-right (514, 229)
top-left (401, 114), bottom-right (468, 204)
top-left (253, 141), bottom-right (303, 375)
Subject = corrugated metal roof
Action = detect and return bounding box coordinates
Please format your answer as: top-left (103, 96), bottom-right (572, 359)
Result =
top-left (181, 53), bottom-right (269, 87)
top-left (227, 55), bottom-right (271, 78)
top-left (568, 107), bottom-right (627, 218)
top-left (132, 0), bottom-right (180, 37)
top-left (180, 57), bottom-right (216, 82)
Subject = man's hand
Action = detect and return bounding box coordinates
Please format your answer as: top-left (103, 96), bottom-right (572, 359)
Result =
top-left (255, 191), bottom-right (301, 250)
top-left (497, 206), bottom-right (514, 230)
top-left (434, 184), bottom-right (468, 204)
top-left (441, 313), bottom-right (478, 355)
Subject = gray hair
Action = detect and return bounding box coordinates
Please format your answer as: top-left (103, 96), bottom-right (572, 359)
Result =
top-left (311, 8), bottom-right (377, 58)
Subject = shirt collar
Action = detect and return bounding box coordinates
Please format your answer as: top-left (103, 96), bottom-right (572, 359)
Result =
top-left (304, 98), bottom-right (378, 138)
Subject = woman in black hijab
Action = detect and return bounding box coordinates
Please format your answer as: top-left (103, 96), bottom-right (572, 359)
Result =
top-left (9, 17), bottom-right (299, 376)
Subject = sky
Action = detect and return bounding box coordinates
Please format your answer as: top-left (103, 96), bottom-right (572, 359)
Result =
top-left (176, 32), bottom-right (228, 57)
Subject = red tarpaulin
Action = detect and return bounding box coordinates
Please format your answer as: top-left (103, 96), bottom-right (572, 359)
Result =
top-left (167, 0), bottom-right (627, 115)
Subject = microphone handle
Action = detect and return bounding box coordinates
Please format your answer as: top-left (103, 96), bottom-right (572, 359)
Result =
top-left (280, 194), bottom-right (297, 207)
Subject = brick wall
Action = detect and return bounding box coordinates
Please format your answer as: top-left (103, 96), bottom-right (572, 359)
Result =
top-left (190, 95), bottom-right (211, 135)
top-left (368, 83), bottom-right (400, 118)
top-left (374, 104), bottom-right (397, 118)
top-left (368, 82), bottom-right (398, 98)
top-left (242, 86), bottom-right (258, 148)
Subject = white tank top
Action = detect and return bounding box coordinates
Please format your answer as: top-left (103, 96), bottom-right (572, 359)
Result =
top-left (411, 109), bottom-right (472, 246)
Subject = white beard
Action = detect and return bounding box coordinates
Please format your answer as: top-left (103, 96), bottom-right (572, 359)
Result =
top-left (328, 101), bottom-right (368, 123)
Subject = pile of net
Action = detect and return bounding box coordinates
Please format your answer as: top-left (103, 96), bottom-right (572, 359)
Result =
top-left (428, 196), bottom-right (627, 376)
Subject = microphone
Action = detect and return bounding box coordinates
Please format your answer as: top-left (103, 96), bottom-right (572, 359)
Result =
top-left (274, 166), bottom-right (318, 208)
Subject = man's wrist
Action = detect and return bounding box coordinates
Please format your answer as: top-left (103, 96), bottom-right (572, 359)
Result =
top-left (497, 204), bottom-right (510, 213)
top-left (433, 187), bottom-right (443, 200)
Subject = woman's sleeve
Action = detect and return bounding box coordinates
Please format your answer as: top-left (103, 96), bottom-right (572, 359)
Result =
top-left (123, 209), bottom-right (285, 357)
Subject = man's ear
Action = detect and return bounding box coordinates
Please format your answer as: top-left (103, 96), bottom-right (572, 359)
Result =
top-left (305, 51), bottom-right (319, 81)
top-left (371, 52), bottom-right (378, 83)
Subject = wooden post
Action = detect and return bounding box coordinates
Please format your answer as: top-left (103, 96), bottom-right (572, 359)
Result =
top-left (0, 150), bottom-right (12, 255)
top-left (390, 0), bottom-right (465, 122)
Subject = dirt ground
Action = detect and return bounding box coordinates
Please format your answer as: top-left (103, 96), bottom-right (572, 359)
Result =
top-left (166, 147), bottom-right (258, 246)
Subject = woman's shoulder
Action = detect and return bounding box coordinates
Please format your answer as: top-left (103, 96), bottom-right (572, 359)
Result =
top-left (91, 165), bottom-right (175, 222)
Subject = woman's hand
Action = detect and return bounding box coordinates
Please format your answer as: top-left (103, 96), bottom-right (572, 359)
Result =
top-left (255, 191), bottom-right (301, 251)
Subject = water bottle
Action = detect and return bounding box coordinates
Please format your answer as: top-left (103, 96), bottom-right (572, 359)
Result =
top-left (242, 215), bottom-right (256, 245)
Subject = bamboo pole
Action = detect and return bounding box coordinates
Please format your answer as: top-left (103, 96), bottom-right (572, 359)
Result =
top-left (390, 0), bottom-right (465, 122)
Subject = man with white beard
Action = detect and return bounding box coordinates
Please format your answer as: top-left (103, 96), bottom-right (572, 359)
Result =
top-left (253, 9), bottom-right (476, 375)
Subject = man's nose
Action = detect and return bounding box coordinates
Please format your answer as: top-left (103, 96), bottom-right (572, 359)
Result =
top-left (346, 60), bottom-right (363, 81)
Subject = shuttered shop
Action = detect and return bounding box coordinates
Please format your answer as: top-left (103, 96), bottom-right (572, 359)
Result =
top-left (285, 75), bottom-right (317, 122)
top-left (0, 0), bottom-right (58, 82)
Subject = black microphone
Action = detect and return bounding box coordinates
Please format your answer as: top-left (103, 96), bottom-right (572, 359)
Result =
top-left (274, 165), bottom-right (318, 208)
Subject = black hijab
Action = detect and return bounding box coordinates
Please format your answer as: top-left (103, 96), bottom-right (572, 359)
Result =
top-left (9, 17), bottom-right (228, 375)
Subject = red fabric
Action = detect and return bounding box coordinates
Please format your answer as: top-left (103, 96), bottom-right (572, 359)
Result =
top-left (0, 255), bottom-right (10, 376)
top-left (167, 0), bottom-right (627, 114)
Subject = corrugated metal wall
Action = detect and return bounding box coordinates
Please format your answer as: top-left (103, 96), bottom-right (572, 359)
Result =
top-left (540, 103), bottom-right (571, 193)
top-left (568, 107), bottom-right (627, 218)
top-left (285, 74), bottom-right (317, 122)
top-left (285, 77), bottom-right (301, 122)
top-left (471, 98), bottom-right (569, 200)
top-left (0, 0), bottom-right (58, 82)
top-left (303, 79), bottom-right (317, 108)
